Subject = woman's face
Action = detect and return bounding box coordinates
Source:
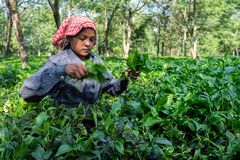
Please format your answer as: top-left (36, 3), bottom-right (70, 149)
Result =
top-left (69, 28), bottom-right (96, 59)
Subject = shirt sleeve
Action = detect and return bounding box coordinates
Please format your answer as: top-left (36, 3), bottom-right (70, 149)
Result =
top-left (20, 59), bottom-right (66, 102)
top-left (102, 78), bottom-right (128, 96)
top-left (92, 55), bottom-right (128, 96)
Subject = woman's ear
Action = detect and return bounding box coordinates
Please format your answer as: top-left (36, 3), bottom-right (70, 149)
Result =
top-left (66, 36), bottom-right (72, 43)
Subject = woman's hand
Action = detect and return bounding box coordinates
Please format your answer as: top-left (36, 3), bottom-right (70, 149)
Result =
top-left (127, 70), bottom-right (141, 80)
top-left (65, 63), bottom-right (89, 79)
top-left (122, 69), bottom-right (141, 80)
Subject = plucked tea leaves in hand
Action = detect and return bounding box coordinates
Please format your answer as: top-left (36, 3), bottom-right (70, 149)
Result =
top-left (84, 60), bottom-right (108, 82)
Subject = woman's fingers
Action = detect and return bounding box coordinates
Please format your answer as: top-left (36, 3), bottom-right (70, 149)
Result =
top-left (80, 63), bottom-right (89, 75)
top-left (74, 66), bottom-right (82, 78)
top-left (127, 70), bottom-right (140, 80)
top-left (76, 64), bottom-right (89, 76)
top-left (65, 64), bottom-right (75, 77)
top-left (66, 63), bottom-right (89, 78)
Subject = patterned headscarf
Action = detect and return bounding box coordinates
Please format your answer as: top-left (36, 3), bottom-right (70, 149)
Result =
top-left (51, 15), bottom-right (97, 49)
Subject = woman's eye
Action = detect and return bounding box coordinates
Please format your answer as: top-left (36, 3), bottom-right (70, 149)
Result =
top-left (90, 38), bottom-right (96, 43)
top-left (79, 37), bottom-right (85, 41)
top-left (77, 36), bottom-right (95, 43)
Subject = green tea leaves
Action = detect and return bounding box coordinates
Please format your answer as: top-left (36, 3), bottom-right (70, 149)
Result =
top-left (85, 60), bottom-right (108, 82)
top-left (126, 51), bottom-right (148, 72)
top-left (111, 100), bottom-right (122, 114)
top-left (115, 140), bottom-right (124, 154)
top-left (33, 112), bottom-right (48, 130)
top-left (1, 56), bottom-right (240, 159)
top-left (140, 117), bottom-right (163, 127)
top-left (55, 144), bottom-right (73, 157)
top-left (31, 145), bottom-right (52, 160)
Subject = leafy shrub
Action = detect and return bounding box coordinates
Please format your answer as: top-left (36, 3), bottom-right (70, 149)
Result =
top-left (0, 56), bottom-right (240, 159)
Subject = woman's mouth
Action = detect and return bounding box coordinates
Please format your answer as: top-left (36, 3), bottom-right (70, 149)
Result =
top-left (81, 49), bottom-right (90, 53)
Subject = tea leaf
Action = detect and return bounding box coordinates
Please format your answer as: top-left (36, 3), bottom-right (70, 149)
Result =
top-left (33, 112), bottom-right (48, 129)
top-left (31, 145), bottom-right (52, 160)
top-left (85, 60), bottom-right (108, 82)
top-left (140, 117), bottom-right (163, 127)
top-left (55, 144), bottom-right (73, 157)
top-left (116, 140), bottom-right (124, 154)
top-left (156, 137), bottom-right (173, 146)
top-left (111, 100), bottom-right (122, 114)
top-left (127, 51), bottom-right (148, 72)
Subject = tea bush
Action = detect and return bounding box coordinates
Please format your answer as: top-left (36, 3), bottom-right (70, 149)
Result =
top-left (0, 55), bottom-right (240, 159)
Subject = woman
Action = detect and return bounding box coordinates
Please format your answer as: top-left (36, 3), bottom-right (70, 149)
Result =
top-left (20, 15), bottom-right (130, 106)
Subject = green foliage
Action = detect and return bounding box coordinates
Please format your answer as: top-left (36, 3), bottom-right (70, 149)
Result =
top-left (126, 50), bottom-right (148, 71)
top-left (0, 9), bottom-right (7, 51)
top-left (85, 60), bottom-right (108, 82)
top-left (2, 0), bottom-right (240, 57)
top-left (1, 55), bottom-right (240, 159)
top-left (0, 65), bottom-right (21, 88)
top-left (21, 7), bottom-right (56, 55)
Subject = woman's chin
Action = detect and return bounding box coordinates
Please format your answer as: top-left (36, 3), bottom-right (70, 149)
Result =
top-left (78, 51), bottom-right (90, 59)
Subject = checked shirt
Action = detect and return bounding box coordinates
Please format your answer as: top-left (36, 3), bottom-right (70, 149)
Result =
top-left (20, 49), bottom-right (127, 105)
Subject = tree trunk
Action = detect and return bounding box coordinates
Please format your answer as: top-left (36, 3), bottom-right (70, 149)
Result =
top-left (6, 0), bottom-right (28, 68)
top-left (104, 10), bottom-right (110, 56)
top-left (177, 48), bottom-right (180, 56)
top-left (182, 7), bottom-right (188, 57)
top-left (232, 48), bottom-right (239, 56)
top-left (161, 42), bottom-right (165, 56)
top-left (104, 5), bottom-right (118, 56)
top-left (122, 2), bottom-right (146, 57)
top-left (48, 0), bottom-right (60, 29)
top-left (95, 29), bottom-right (99, 54)
top-left (183, 27), bottom-right (187, 56)
top-left (123, 10), bottom-right (132, 58)
top-left (190, 0), bottom-right (198, 59)
top-left (2, 12), bottom-right (12, 56)
top-left (122, 22), bottom-right (126, 56)
top-left (156, 39), bottom-right (160, 56)
top-left (67, 0), bottom-right (72, 17)
top-left (169, 46), bottom-right (172, 56)
top-left (153, 27), bottom-right (159, 56)
top-left (236, 49), bottom-right (239, 56)
top-left (190, 25), bottom-right (198, 59)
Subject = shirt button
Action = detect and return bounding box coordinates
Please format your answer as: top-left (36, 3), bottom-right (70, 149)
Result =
top-left (60, 76), bottom-right (65, 80)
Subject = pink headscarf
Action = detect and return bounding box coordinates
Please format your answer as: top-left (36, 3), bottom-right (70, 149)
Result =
top-left (51, 15), bottom-right (97, 49)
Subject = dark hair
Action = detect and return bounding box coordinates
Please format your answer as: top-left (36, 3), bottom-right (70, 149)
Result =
top-left (62, 43), bottom-right (70, 50)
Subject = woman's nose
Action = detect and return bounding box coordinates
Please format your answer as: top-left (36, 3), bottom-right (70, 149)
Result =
top-left (84, 39), bottom-right (91, 46)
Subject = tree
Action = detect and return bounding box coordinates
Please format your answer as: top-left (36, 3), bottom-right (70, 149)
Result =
top-left (103, 2), bottom-right (119, 55)
top-left (20, 4), bottom-right (56, 56)
top-left (170, 0), bottom-right (224, 58)
top-left (214, 1), bottom-right (240, 56)
top-left (121, 0), bottom-right (148, 57)
top-left (47, 0), bottom-right (60, 29)
top-left (76, 0), bottom-right (121, 55)
top-left (150, 0), bottom-right (171, 56)
top-left (5, 0), bottom-right (28, 68)
top-left (171, 0), bottom-right (202, 58)
top-left (2, 3), bottom-right (12, 56)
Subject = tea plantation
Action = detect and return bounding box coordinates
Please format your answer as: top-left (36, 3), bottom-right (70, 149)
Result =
top-left (0, 56), bottom-right (240, 159)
